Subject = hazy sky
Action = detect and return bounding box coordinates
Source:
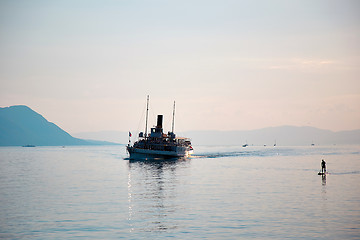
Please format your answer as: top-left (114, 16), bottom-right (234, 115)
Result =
top-left (1, 0), bottom-right (359, 133)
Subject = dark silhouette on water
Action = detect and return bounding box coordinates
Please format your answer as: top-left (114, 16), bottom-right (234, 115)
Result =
top-left (318, 159), bottom-right (327, 175)
top-left (321, 159), bottom-right (326, 173)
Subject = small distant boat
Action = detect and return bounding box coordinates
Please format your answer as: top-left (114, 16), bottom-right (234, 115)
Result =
top-left (23, 145), bottom-right (36, 147)
top-left (242, 143), bottom-right (248, 148)
top-left (126, 96), bottom-right (193, 159)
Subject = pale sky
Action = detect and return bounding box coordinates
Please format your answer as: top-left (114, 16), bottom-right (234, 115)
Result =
top-left (1, 0), bottom-right (359, 133)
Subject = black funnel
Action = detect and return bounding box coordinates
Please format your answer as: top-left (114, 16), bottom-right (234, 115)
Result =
top-left (156, 115), bottom-right (163, 128)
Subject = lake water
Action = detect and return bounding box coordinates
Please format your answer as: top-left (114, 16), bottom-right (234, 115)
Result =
top-left (0, 145), bottom-right (359, 239)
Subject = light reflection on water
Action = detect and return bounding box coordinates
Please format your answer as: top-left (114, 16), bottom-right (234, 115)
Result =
top-left (127, 159), bottom-right (190, 233)
top-left (0, 145), bottom-right (359, 239)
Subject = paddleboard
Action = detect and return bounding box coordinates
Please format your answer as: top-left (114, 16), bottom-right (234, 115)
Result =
top-left (318, 172), bottom-right (327, 175)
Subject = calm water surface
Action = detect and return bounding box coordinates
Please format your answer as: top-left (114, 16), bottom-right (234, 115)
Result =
top-left (0, 145), bottom-right (359, 239)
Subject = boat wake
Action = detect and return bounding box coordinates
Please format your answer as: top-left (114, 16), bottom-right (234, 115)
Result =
top-left (192, 149), bottom-right (281, 159)
top-left (191, 146), bottom-right (360, 159)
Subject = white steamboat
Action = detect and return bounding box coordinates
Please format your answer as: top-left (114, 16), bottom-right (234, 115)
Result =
top-left (126, 96), bottom-right (193, 159)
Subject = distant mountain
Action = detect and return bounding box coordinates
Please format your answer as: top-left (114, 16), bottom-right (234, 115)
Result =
top-left (182, 126), bottom-right (360, 146)
top-left (73, 126), bottom-right (360, 146)
top-left (0, 105), bottom-right (117, 146)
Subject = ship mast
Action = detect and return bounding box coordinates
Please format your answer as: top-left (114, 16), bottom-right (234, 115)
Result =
top-left (145, 95), bottom-right (149, 139)
top-left (171, 100), bottom-right (175, 133)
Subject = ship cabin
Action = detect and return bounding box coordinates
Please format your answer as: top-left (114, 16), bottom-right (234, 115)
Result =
top-left (136, 115), bottom-right (192, 148)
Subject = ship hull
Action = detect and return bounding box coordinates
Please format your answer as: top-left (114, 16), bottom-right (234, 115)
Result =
top-left (127, 146), bottom-right (192, 159)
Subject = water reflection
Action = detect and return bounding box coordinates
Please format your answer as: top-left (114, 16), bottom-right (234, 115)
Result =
top-left (321, 174), bottom-right (327, 186)
top-left (127, 159), bottom-right (190, 233)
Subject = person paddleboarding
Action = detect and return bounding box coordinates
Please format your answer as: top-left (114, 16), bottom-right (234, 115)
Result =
top-left (321, 159), bottom-right (326, 174)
